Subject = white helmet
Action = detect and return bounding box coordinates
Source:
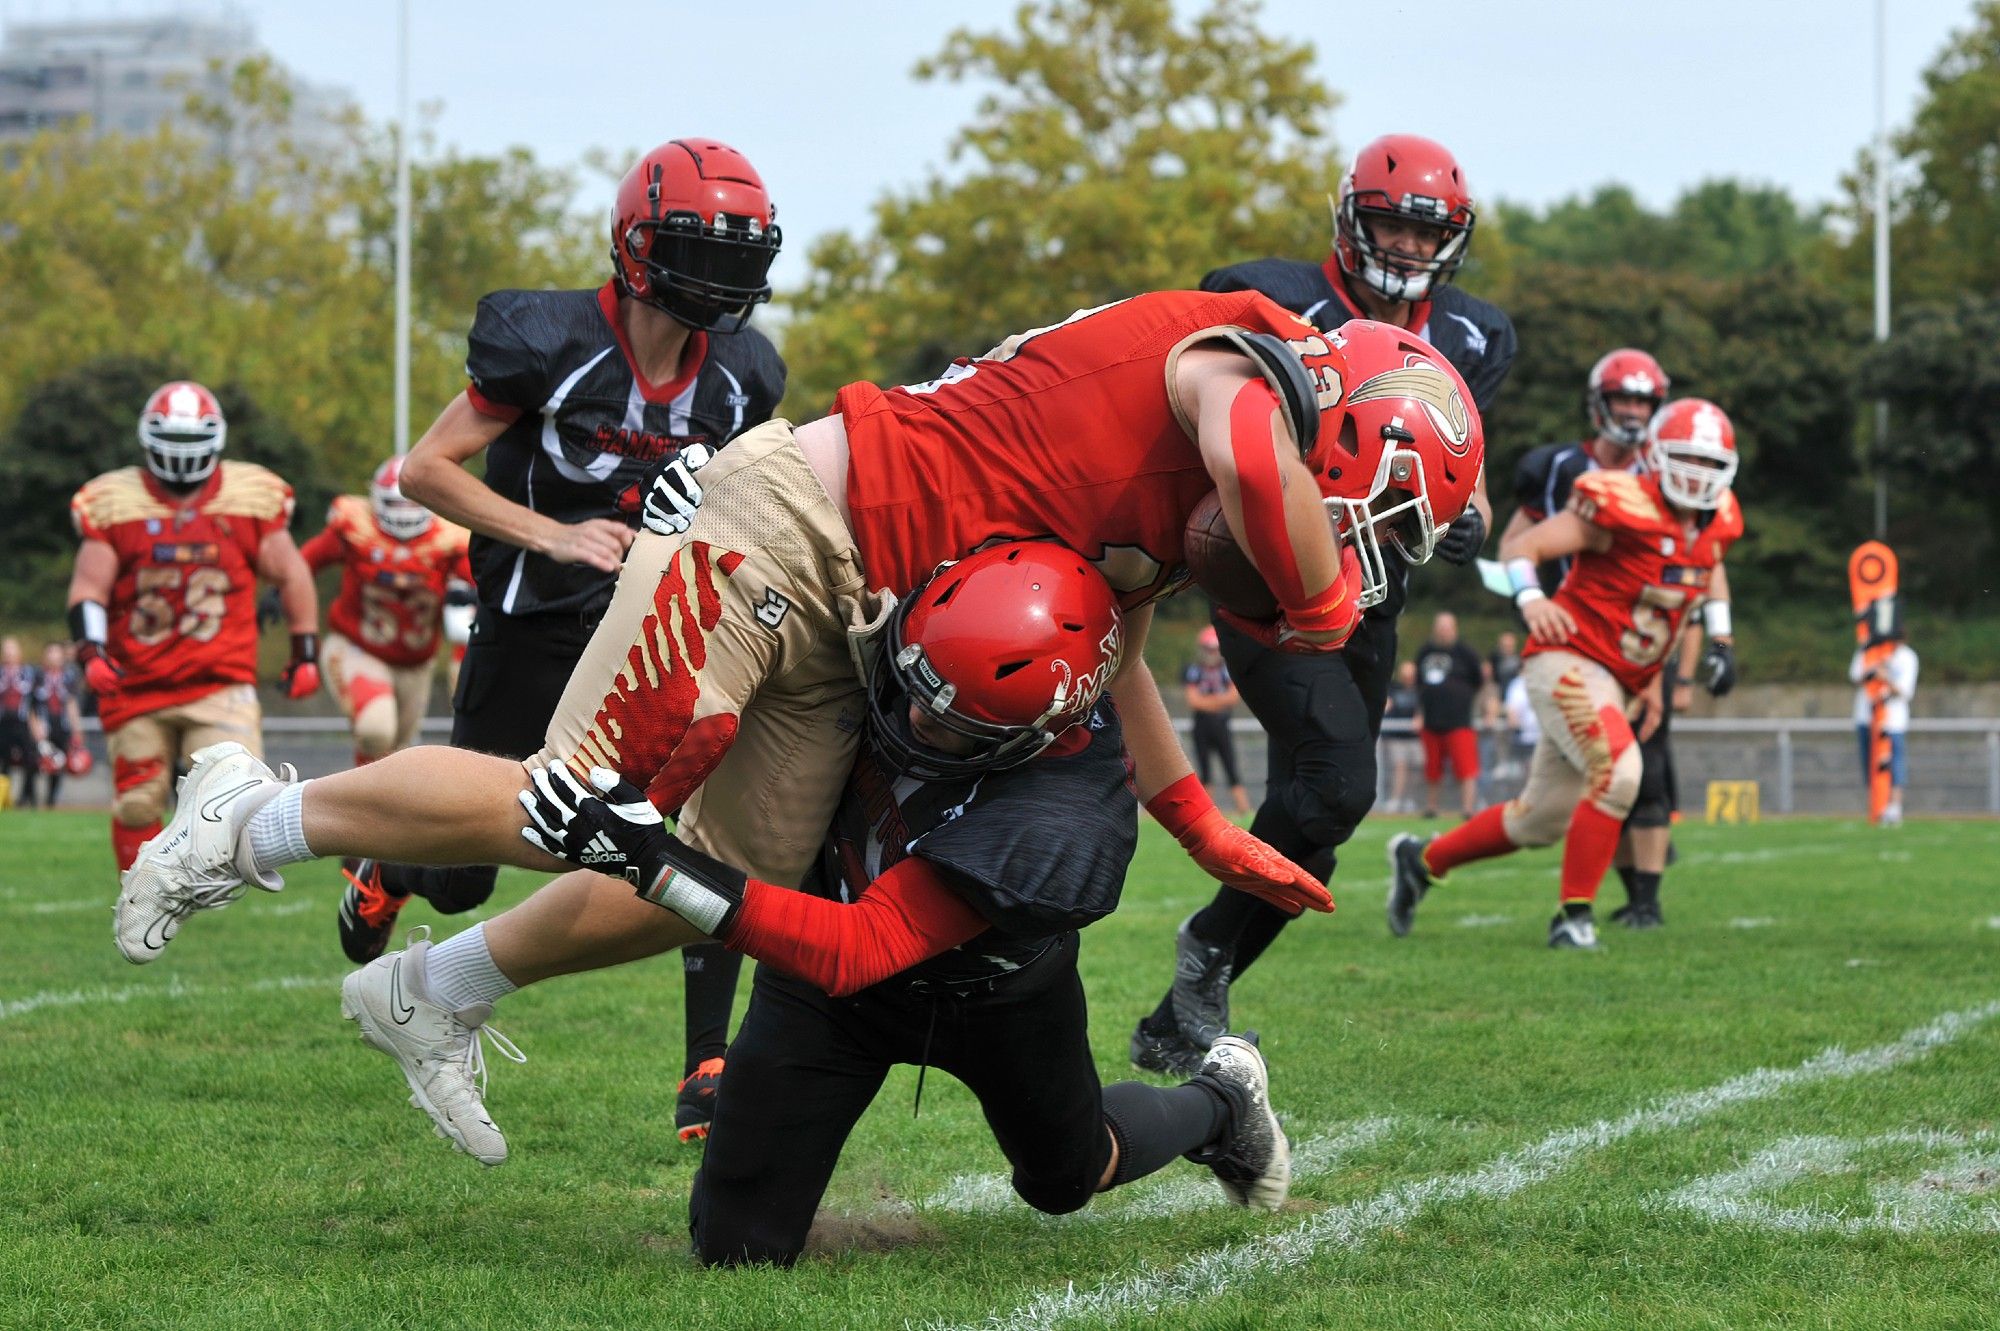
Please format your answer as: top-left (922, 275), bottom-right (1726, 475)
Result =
top-left (369, 455), bottom-right (433, 541)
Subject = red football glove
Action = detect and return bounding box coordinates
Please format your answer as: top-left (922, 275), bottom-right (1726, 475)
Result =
top-left (66, 740), bottom-right (93, 778)
top-left (1145, 774), bottom-right (1333, 916)
top-left (76, 641), bottom-right (123, 695)
top-left (1218, 544), bottom-right (1365, 655)
top-left (282, 633), bottom-right (321, 700)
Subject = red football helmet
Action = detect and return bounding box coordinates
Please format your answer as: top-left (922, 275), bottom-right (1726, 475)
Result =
top-left (1586, 348), bottom-right (1670, 451)
top-left (137, 381), bottom-right (226, 488)
top-left (1313, 320), bottom-right (1484, 608)
top-left (610, 139), bottom-right (781, 334)
top-left (869, 542), bottom-right (1123, 780)
top-left (1647, 398), bottom-right (1739, 511)
top-left (1332, 134), bottom-right (1476, 303)
top-left (369, 455), bottom-right (433, 542)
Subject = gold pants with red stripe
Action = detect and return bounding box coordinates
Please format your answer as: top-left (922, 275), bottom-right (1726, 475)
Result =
top-left (530, 420), bottom-right (891, 889)
top-left (322, 632), bottom-right (435, 761)
top-left (1503, 651), bottom-right (1643, 848)
top-left (107, 684), bottom-right (263, 828)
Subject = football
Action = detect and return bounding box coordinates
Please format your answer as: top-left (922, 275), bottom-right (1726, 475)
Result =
top-left (1183, 490), bottom-right (1278, 620)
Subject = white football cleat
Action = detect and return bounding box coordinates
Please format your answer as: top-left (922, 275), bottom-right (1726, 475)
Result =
top-left (1189, 1035), bottom-right (1292, 1211)
top-left (114, 742), bottom-right (295, 964)
top-left (341, 929), bottom-right (524, 1166)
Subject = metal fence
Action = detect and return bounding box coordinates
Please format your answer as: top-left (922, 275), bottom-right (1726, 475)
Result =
top-left (1178, 717), bottom-right (2000, 818)
top-left (21, 715), bottom-right (2000, 818)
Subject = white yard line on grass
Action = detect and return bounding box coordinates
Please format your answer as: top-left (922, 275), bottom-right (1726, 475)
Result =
top-left (0, 973), bottom-right (338, 1022)
top-left (1455, 914), bottom-right (1513, 929)
top-left (1659, 1130), bottom-right (2000, 1235)
top-left (917, 1118), bottom-right (1398, 1223)
top-left (1728, 918), bottom-right (1776, 930)
top-left (933, 999), bottom-right (2000, 1331)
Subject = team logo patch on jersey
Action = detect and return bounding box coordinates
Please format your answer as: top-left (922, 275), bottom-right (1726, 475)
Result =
top-left (150, 541), bottom-right (221, 565)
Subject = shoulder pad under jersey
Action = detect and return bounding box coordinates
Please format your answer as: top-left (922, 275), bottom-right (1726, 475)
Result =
top-left (1210, 328), bottom-right (1322, 457)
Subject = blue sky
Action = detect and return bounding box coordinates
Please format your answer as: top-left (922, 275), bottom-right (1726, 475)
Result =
top-left (4, 0), bottom-right (1973, 290)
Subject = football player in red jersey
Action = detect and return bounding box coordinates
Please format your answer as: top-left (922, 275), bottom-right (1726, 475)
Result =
top-left (122, 301), bottom-right (1483, 1160)
top-left (1133, 135), bottom-right (1517, 1073)
top-left (70, 381), bottom-right (320, 878)
top-left (300, 457), bottom-right (471, 771)
top-left (1388, 399), bottom-right (1742, 949)
top-left (1504, 350), bottom-right (1727, 928)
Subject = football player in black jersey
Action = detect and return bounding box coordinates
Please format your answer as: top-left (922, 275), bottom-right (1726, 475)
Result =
top-left (1503, 350), bottom-right (1736, 927)
top-left (337, 138), bottom-right (787, 1141)
top-left (1134, 134), bottom-right (1518, 1071)
top-left (515, 543), bottom-right (1294, 1261)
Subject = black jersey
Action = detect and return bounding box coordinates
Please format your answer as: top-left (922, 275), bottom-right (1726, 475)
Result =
top-left (1202, 257), bottom-right (1516, 615)
top-left (31, 665), bottom-right (76, 737)
top-left (462, 282), bottom-right (786, 622)
top-left (803, 702), bottom-right (1137, 988)
top-left (1512, 440), bottom-right (1636, 594)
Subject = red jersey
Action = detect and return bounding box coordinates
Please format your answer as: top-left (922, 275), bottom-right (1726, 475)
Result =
top-left (1525, 470), bottom-right (1743, 693)
top-left (71, 463), bottom-right (295, 730)
top-left (301, 496), bottom-right (472, 669)
top-left (837, 290), bottom-right (1345, 608)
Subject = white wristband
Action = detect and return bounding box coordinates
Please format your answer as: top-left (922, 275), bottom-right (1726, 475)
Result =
top-left (1514, 587), bottom-right (1547, 607)
top-left (1703, 600), bottom-right (1732, 639)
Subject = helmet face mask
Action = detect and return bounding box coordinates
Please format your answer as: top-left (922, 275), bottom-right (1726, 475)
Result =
top-left (137, 381), bottom-right (226, 489)
top-left (370, 456), bottom-right (433, 541)
top-left (865, 543), bottom-right (1123, 782)
top-left (610, 140), bottom-right (781, 336)
top-left (1646, 399), bottom-right (1739, 511)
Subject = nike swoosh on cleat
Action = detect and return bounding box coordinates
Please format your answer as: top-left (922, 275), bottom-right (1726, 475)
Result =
top-left (141, 908), bottom-right (176, 952)
top-left (389, 958), bottom-right (416, 1024)
top-left (199, 779), bottom-right (260, 823)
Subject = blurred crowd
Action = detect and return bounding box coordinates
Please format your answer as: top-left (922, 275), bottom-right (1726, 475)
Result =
top-left (0, 636), bottom-right (89, 809)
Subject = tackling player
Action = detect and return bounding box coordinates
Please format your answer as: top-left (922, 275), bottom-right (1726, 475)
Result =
top-left (300, 457), bottom-right (471, 775)
top-left (330, 139), bottom-right (787, 1140)
top-left (1387, 399), bottom-right (1743, 948)
top-left (1134, 134), bottom-right (1517, 1070)
top-left (67, 380), bottom-right (320, 870)
top-left (1505, 351), bottom-right (1737, 927)
top-left (119, 300), bottom-right (1485, 1156)
top-left (425, 544), bottom-right (1292, 1235)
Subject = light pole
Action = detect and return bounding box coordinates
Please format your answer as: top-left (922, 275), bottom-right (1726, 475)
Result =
top-left (1872, 0), bottom-right (1890, 539)
top-left (393, 0), bottom-right (413, 455)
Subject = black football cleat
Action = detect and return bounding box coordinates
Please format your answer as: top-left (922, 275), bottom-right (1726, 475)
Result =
top-left (1385, 834), bottom-right (1434, 937)
top-left (1130, 1016), bottom-right (1205, 1079)
top-left (337, 858), bottom-right (410, 965)
top-left (675, 1057), bottom-right (724, 1143)
top-left (1548, 905), bottom-right (1600, 949)
top-left (1169, 915), bottom-right (1234, 1051)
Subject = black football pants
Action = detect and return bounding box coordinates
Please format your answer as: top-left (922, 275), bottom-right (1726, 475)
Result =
top-left (689, 934), bottom-right (1115, 1266)
top-left (1181, 606), bottom-right (1396, 978)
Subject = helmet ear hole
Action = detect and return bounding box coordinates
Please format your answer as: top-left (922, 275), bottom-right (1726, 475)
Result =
top-left (993, 660), bottom-right (1030, 680)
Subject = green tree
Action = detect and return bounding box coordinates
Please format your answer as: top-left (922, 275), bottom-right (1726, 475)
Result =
top-left (779, 0), bottom-right (1342, 417)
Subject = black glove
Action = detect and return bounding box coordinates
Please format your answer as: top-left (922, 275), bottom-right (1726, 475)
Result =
top-left (517, 763), bottom-right (745, 935)
top-left (256, 586), bottom-right (284, 631)
top-left (1698, 640), bottom-right (1738, 697)
top-left (1433, 506), bottom-right (1487, 566)
top-left (642, 443), bottom-right (716, 537)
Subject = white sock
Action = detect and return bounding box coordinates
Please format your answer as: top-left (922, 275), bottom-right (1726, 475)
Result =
top-left (244, 783), bottom-right (313, 876)
top-left (425, 923), bottom-right (519, 1012)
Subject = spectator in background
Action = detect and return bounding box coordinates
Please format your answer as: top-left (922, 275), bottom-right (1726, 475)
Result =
top-left (1383, 660), bottom-right (1421, 814)
top-left (1851, 637), bottom-right (1918, 827)
top-left (1489, 630), bottom-right (1522, 696)
top-left (1415, 613), bottom-right (1490, 819)
top-left (27, 642), bottom-right (85, 808)
top-left (0, 637), bottom-right (36, 808)
top-left (1184, 626), bottom-right (1251, 815)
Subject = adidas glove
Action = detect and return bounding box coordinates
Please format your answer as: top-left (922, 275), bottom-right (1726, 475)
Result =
top-left (642, 443), bottom-right (716, 537)
top-left (518, 763), bottom-right (745, 936)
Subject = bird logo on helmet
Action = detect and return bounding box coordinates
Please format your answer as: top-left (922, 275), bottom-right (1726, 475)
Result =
top-left (137, 381), bottom-right (226, 489)
top-left (1585, 348), bottom-right (1670, 451)
top-left (369, 455), bottom-right (434, 542)
top-left (1647, 398), bottom-right (1739, 511)
top-left (868, 542), bottom-right (1124, 781)
top-left (610, 139), bottom-right (782, 335)
top-left (1330, 134), bottom-right (1477, 304)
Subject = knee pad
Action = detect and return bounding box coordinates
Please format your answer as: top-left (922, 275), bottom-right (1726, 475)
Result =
top-left (1600, 743), bottom-right (1644, 820)
top-left (112, 755), bottom-right (169, 828)
top-left (1011, 1167), bottom-right (1097, 1218)
top-left (1280, 759), bottom-right (1375, 850)
top-left (420, 864), bottom-right (499, 914)
top-left (1502, 794), bottom-right (1567, 848)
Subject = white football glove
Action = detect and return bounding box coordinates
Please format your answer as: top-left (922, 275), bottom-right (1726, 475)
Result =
top-left (642, 443), bottom-right (717, 536)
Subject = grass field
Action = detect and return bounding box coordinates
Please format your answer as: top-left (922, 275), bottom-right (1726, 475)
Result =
top-left (3, 810), bottom-right (1999, 1330)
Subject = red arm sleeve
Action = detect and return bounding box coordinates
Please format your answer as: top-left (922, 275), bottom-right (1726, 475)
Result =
top-left (298, 526), bottom-right (342, 573)
top-left (720, 857), bottom-right (990, 999)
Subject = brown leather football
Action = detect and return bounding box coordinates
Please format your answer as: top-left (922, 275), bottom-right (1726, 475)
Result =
top-left (1183, 490), bottom-right (1278, 620)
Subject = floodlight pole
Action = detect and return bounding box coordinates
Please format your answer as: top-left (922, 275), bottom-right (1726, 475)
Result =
top-left (393, 0), bottom-right (413, 455)
top-left (1872, 0), bottom-right (1890, 539)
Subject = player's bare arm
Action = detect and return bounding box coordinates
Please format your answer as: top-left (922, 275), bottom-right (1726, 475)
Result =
top-left (255, 529), bottom-right (319, 637)
top-left (402, 393), bottom-right (634, 574)
top-left (66, 539), bottom-right (118, 611)
top-left (1498, 511), bottom-right (1608, 646)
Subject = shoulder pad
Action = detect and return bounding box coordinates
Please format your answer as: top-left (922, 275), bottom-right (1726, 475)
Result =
top-left (211, 462), bottom-right (296, 523)
top-left (1569, 469), bottom-right (1657, 529)
top-left (1199, 259), bottom-right (1330, 314)
top-left (1212, 328), bottom-right (1321, 456)
top-left (73, 468), bottom-right (166, 535)
top-left (1710, 491), bottom-right (1745, 542)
